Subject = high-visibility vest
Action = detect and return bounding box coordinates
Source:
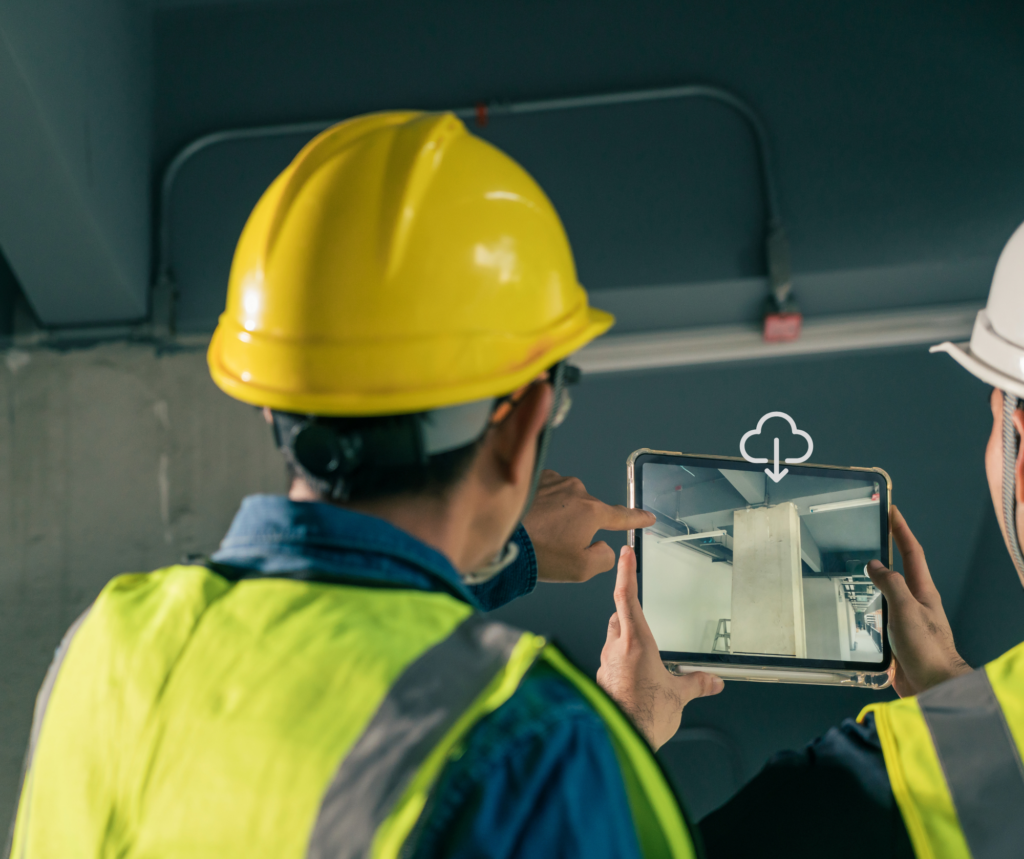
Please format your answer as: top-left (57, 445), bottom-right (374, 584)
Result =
top-left (7, 565), bottom-right (696, 859)
top-left (858, 642), bottom-right (1024, 859)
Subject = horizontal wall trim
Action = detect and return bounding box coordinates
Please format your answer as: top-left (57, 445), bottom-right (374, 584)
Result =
top-left (574, 301), bottom-right (982, 375)
top-left (587, 258), bottom-right (991, 334)
top-left (5, 303), bottom-right (983, 376)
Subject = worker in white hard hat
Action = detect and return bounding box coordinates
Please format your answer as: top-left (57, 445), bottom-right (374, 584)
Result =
top-left (699, 223), bottom-right (1024, 859)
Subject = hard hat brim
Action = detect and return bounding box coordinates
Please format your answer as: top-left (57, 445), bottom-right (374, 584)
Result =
top-left (930, 340), bottom-right (1024, 400)
top-left (208, 305), bottom-right (615, 417)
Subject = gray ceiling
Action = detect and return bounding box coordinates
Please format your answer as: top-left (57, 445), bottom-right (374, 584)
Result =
top-left (2, 1), bottom-right (1023, 330)
top-left (642, 463), bottom-right (881, 558)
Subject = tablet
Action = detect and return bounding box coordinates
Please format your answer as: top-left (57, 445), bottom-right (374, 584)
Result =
top-left (628, 449), bottom-right (892, 688)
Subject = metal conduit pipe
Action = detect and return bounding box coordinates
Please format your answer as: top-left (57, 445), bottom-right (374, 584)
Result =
top-left (156, 84), bottom-right (788, 322)
top-left (449, 85), bottom-right (783, 227)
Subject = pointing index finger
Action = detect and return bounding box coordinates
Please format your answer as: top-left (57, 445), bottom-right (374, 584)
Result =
top-left (600, 504), bottom-right (657, 532)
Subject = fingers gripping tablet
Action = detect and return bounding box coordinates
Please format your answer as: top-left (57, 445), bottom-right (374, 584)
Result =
top-left (627, 450), bottom-right (892, 688)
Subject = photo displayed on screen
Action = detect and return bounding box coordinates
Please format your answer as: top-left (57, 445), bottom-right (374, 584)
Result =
top-left (641, 462), bottom-right (884, 663)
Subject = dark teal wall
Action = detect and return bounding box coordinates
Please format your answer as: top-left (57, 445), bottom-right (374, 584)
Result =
top-left (488, 344), bottom-right (1012, 811)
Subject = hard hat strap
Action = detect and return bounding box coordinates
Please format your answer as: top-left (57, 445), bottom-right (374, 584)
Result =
top-left (272, 396), bottom-right (518, 501)
top-left (1001, 392), bottom-right (1024, 585)
top-left (270, 362), bottom-right (575, 567)
top-left (274, 411), bottom-right (428, 502)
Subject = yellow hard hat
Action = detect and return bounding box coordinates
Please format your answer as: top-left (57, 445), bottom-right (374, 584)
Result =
top-left (208, 110), bottom-right (614, 416)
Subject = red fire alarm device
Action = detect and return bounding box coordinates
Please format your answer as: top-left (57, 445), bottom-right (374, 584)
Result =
top-left (762, 225), bottom-right (802, 342)
top-left (763, 311), bottom-right (803, 342)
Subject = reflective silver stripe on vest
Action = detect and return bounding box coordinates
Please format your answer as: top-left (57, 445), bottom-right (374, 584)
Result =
top-left (3, 608), bottom-right (92, 859)
top-left (918, 667), bottom-right (1024, 859)
top-left (306, 614), bottom-right (528, 859)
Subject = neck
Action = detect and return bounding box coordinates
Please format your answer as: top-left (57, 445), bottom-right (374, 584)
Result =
top-left (288, 478), bottom-right (495, 574)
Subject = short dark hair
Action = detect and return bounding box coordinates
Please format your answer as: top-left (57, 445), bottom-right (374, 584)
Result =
top-left (271, 410), bottom-right (483, 503)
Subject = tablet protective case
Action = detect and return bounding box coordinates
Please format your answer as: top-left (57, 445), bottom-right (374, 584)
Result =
top-left (628, 448), bottom-right (892, 689)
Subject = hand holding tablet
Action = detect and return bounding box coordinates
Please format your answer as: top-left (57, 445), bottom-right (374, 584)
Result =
top-left (627, 449), bottom-right (893, 687)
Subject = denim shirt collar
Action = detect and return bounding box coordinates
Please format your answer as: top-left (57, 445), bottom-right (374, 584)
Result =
top-left (210, 494), bottom-right (483, 608)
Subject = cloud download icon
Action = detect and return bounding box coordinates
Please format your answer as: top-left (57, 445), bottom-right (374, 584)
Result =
top-left (739, 412), bottom-right (814, 483)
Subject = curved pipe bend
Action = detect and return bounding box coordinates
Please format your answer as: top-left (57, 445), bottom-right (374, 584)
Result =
top-left (156, 84), bottom-right (783, 305)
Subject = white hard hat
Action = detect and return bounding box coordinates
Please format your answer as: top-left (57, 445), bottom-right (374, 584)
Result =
top-left (931, 220), bottom-right (1024, 397)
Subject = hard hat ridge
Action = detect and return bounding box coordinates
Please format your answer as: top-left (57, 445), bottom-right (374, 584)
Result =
top-left (378, 112), bottom-right (465, 280)
top-left (263, 111), bottom-right (423, 263)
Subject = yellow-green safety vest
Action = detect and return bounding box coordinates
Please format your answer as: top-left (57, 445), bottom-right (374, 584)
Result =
top-left (7, 565), bottom-right (697, 859)
top-left (859, 641), bottom-right (1024, 859)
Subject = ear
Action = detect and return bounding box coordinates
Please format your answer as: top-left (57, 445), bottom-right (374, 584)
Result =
top-left (488, 383), bottom-right (554, 488)
top-left (1012, 406), bottom-right (1024, 506)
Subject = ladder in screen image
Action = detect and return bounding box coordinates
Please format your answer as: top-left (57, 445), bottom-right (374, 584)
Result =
top-left (712, 618), bottom-right (731, 653)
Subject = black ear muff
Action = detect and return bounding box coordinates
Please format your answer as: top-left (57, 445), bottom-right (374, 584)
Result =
top-left (290, 421), bottom-right (363, 479)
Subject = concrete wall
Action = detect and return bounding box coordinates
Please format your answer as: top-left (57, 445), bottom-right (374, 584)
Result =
top-left (803, 577), bottom-right (842, 661)
top-left (0, 341), bottom-right (285, 820)
top-left (731, 503), bottom-right (806, 658)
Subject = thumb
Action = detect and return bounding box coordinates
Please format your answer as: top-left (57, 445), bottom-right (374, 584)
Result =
top-left (605, 611), bottom-right (622, 643)
top-left (612, 545), bottom-right (641, 627)
top-left (670, 671), bottom-right (725, 705)
top-left (866, 559), bottom-right (914, 611)
top-left (582, 540), bottom-right (617, 579)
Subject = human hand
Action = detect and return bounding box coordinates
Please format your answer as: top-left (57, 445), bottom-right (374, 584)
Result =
top-left (522, 470), bottom-right (656, 583)
top-left (866, 505), bottom-right (971, 698)
top-left (596, 545), bottom-right (724, 750)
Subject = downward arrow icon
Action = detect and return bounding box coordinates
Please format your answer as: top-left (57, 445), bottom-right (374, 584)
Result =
top-left (740, 412), bottom-right (812, 481)
top-left (765, 437), bottom-right (789, 483)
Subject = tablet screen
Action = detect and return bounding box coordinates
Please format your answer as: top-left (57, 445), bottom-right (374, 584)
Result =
top-left (635, 453), bottom-right (888, 669)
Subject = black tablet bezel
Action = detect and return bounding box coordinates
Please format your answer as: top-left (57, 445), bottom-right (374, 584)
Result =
top-left (634, 451), bottom-right (892, 673)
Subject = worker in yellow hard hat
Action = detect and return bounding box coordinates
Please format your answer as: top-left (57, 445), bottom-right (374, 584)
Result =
top-left (699, 225), bottom-right (1024, 859)
top-left (8, 111), bottom-right (724, 859)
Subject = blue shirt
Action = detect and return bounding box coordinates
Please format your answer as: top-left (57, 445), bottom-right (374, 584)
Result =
top-left (210, 495), bottom-right (644, 859)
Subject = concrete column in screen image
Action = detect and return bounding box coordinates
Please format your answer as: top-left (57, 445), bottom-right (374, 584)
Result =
top-left (730, 502), bottom-right (807, 658)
